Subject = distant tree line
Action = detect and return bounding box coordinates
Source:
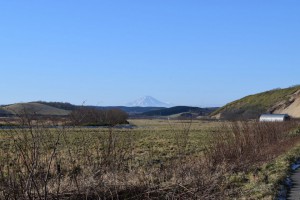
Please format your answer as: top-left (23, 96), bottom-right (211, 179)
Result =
top-left (69, 108), bottom-right (128, 126)
top-left (141, 106), bottom-right (217, 116)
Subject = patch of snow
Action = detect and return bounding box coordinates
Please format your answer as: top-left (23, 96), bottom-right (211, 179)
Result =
top-left (127, 96), bottom-right (171, 107)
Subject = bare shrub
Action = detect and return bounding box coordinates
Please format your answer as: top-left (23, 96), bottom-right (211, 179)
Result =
top-left (0, 120), bottom-right (64, 199)
top-left (69, 108), bottom-right (128, 126)
top-left (206, 121), bottom-right (299, 171)
top-left (1, 116), bottom-right (299, 199)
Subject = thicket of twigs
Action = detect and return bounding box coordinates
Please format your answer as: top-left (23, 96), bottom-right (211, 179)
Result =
top-left (0, 116), bottom-right (299, 199)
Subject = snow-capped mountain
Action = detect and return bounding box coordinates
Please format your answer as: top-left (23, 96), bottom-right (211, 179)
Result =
top-left (127, 96), bottom-right (171, 107)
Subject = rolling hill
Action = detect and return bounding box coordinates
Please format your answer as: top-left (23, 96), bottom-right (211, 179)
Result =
top-left (33, 102), bottom-right (164, 114)
top-left (34, 101), bottom-right (77, 110)
top-left (211, 85), bottom-right (300, 120)
top-left (0, 102), bottom-right (165, 117)
top-left (0, 107), bottom-right (13, 117)
top-left (141, 106), bottom-right (218, 117)
top-left (89, 106), bottom-right (164, 115)
top-left (2, 103), bottom-right (71, 116)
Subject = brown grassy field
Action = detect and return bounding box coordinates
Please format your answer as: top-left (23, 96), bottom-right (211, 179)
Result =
top-left (0, 118), bottom-right (300, 199)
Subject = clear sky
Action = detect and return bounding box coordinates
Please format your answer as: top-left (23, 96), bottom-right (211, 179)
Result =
top-left (1, 1), bottom-right (300, 107)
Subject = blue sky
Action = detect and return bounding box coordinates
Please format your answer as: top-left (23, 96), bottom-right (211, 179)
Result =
top-left (1, 1), bottom-right (300, 107)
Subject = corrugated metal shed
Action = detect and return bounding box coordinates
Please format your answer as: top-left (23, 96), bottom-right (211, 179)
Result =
top-left (259, 114), bottom-right (290, 122)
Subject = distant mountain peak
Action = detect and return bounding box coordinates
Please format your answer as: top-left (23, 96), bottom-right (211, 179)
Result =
top-left (127, 96), bottom-right (171, 107)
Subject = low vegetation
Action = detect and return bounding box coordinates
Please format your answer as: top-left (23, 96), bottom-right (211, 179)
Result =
top-left (207, 121), bottom-right (300, 198)
top-left (0, 117), bottom-right (300, 199)
top-left (69, 108), bottom-right (129, 126)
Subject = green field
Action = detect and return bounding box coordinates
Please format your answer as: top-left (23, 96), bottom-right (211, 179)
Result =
top-left (0, 119), bottom-right (219, 168)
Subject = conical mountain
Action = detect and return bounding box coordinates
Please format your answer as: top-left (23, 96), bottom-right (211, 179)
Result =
top-left (127, 96), bottom-right (171, 107)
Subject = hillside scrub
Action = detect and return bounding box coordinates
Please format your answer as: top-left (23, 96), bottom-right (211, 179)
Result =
top-left (207, 121), bottom-right (299, 170)
top-left (0, 118), bottom-right (300, 199)
top-left (206, 121), bottom-right (300, 198)
top-left (212, 85), bottom-right (300, 120)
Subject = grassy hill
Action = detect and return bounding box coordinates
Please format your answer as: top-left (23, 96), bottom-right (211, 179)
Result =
top-left (3, 103), bottom-right (71, 116)
top-left (34, 101), bottom-right (77, 110)
top-left (34, 102), bottom-right (164, 115)
top-left (211, 85), bottom-right (300, 120)
top-left (0, 102), bottom-right (217, 118)
top-left (0, 102), bottom-right (165, 117)
top-left (0, 107), bottom-right (13, 116)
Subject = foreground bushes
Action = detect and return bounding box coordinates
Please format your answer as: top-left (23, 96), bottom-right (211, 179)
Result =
top-left (69, 108), bottom-right (128, 126)
top-left (0, 119), bottom-right (299, 199)
top-left (207, 121), bottom-right (299, 170)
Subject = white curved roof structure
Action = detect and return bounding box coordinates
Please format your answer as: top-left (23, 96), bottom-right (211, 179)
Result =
top-left (259, 114), bottom-right (290, 122)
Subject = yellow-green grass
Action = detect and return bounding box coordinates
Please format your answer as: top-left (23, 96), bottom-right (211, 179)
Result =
top-left (212, 85), bottom-right (300, 117)
top-left (0, 119), bottom-right (220, 168)
top-left (3, 102), bottom-right (70, 116)
top-left (224, 141), bottom-right (300, 199)
top-left (0, 119), bottom-right (221, 199)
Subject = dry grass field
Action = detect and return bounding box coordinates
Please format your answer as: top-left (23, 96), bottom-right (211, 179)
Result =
top-left (1, 118), bottom-right (300, 199)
